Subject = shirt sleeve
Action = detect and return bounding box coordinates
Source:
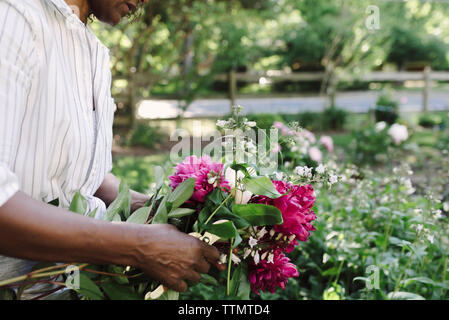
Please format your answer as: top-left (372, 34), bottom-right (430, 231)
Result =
top-left (0, 1), bottom-right (39, 207)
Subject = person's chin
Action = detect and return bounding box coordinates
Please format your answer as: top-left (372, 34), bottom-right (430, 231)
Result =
top-left (102, 12), bottom-right (124, 26)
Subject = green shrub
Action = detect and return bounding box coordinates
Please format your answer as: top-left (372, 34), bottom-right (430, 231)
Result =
top-left (125, 121), bottom-right (166, 149)
top-left (418, 113), bottom-right (443, 128)
top-left (351, 125), bottom-right (390, 165)
top-left (321, 106), bottom-right (348, 131)
top-left (375, 92), bottom-right (399, 125)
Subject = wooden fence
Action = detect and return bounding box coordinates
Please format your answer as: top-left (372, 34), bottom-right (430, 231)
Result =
top-left (217, 67), bottom-right (449, 112)
top-left (112, 68), bottom-right (449, 126)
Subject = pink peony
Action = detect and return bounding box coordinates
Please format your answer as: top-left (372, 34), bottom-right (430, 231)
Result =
top-left (169, 155), bottom-right (230, 203)
top-left (308, 146), bottom-right (323, 163)
top-left (248, 249), bottom-right (299, 294)
top-left (319, 135), bottom-right (334, 152)
top-left (251, 180), bottom-right (316, 252)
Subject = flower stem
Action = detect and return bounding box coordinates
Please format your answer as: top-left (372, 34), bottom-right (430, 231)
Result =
top-left (226, 238), bottom-right (234, 296)
top-left (0, 263), bottom-right (88, 288)
top-left (202, 193), bottom-right (232, 230)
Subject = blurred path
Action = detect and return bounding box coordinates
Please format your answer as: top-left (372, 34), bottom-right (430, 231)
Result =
top-left (137, 90), bottom-right (449, 119)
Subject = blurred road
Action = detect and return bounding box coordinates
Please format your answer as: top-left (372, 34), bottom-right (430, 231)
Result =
top-left (137, 90), bottom-right (449, 119)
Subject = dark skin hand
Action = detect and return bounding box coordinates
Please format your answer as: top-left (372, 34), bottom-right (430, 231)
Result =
top-left (0, 191), bottom-right (220, 292)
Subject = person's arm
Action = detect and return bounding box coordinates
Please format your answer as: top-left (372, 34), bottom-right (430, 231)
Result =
top-left (94, 173), bottom-right (150, 213)
top-left (0, 191), bottom-right (219, 292)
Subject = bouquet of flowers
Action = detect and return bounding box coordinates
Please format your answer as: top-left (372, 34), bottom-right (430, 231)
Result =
top-left (0, 106), bottom-right (339, 300)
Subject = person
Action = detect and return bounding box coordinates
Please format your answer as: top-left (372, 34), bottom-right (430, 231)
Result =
top-left (0, 0), bottom-right (220, 299)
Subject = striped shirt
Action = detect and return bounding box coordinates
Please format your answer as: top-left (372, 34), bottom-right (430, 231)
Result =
top-left (0, 0), bottom-right (115, 284)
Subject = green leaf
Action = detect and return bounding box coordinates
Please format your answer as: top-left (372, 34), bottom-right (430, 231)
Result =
top-left (127, 207), bottom-right (151, 224)
top-left (200, 274), bottom-right (219, 286)
top-left (168, 208), bottom-right (196, 219)
top-left (103, 182), bottom-right (131, 221)
top-left (242, 176), bottom-right (282, 199)
top-left (107, 265), bottom-right (129, 285)
top-left (168, 178), bottom-right (195, 210)
top-left (101, 282), bottom-right (142, 300)
top-left (69, 192), bottom-right (87, 215)
top-left (401, 277), bottom-right (448, 289)
top-left (152, 191), bottom-right (170, 224)
top-left (88, 208), bottom-right (98, 219)
top-left (233, 232), bottom-right (242, 249)
top-left (230, 264), bottom-right (250, 299)
top-left (230, 163), bottom-right (251, 178)
top-left (215, 211), bottom-right (250, 229)
top-left (154, 165), bottom-right (166, 190)
top-left (387, 291), bottom-right (425, 300)
top-left (207, 188), bottom-right (225, 206)
top-left (76, 273), bottom-right (104, 300)
top-left (232, 203), bottom-right (283, 226)
top-left (112, 213), bottom-right (122, 222)
top-left (205, 220), bottom-right (239, 240)
top-left (158, 289), bottom-right (179, 300)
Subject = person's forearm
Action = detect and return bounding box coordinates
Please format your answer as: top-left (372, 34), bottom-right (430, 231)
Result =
top-left (0, 191), bottom-right (145, 267)
top-left (94, 173), bottom-right (150, 213)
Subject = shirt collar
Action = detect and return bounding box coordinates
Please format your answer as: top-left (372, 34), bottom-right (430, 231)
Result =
top-left (45, 0), bottom-right (111, 53)
top-left (46, 0), bottom-right (87, 30)
top-left (46, 0), bottom-right (75, 19)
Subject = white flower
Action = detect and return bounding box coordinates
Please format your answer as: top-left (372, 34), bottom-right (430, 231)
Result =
top-left (257, 227), bottom-right (268, 239)
top-left (375, 121), bottom-right (387, 132)
top-left (294, 166), bottom-right (304, 176)
top-left (427, 235), bottom-right (435, 244)
top-left (295, 166), bottom-right (313, 177)
top-left (216, 120), bottom-right (228, 128)
top-left (248, 236), bottom-right (258, 248)
top-left (416, 224), bottom-right (424, 233)
top-left (254, 251), bottom-right (260, 265)
top-left (234, 189), bottom-right (253, 204)
top-left (267, 253), bottom-right (274, 264)
top-left (224, 168), bottom-right (252, 204)
top-left (245, 121), bottom-right (257, 127)
top-left (443, 202), bottom-right (449, 212)
top-left (231, 254), bottom-right (241, 265)
top-left (316, 164), bottom-right (326, 174)
top-left (388, 124), bottom-right (409, 145)
top-left (207, 176), bottom-right (217, 186)
top-left (403, 178), bottom-right (415, 195)
top-left (274, 172), bottom-right (284, 181)
top-left (329, 174), bottom-right (339, 185)
top-left (243, 248), bottom-right (252, 259)
top-left (219, 254), bottom-right (227, 264)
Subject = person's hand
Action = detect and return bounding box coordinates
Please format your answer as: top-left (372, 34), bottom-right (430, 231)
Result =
top-left (134, 224), bottom-right (220, 292)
